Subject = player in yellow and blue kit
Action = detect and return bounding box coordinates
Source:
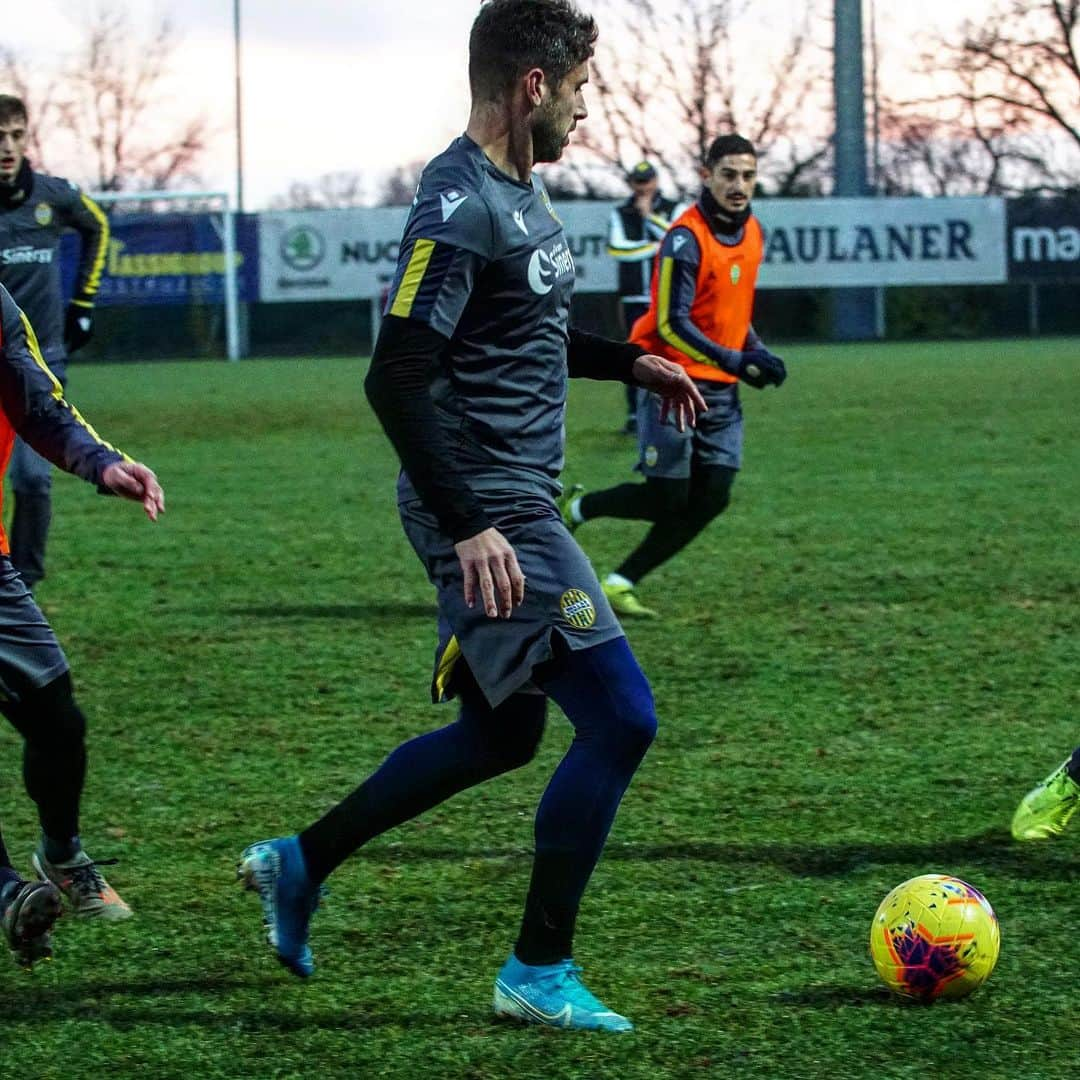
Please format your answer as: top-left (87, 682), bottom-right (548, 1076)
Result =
top-left (239, 0), bottom-right (707, 1032)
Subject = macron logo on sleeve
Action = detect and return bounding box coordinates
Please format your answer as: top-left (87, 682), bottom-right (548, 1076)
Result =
top-left (440, 191), bottom-right (468, 222)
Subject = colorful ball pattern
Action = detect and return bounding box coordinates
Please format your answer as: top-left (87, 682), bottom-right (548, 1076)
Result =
top-left (870, 874), bottom-right (1000, 1001)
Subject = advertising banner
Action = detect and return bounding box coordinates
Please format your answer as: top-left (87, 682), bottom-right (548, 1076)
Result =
top-left (1007, 196), bottom-right (1080, 281)
top-left (61, 212), bottom-right (259, 305)
top-left (756, 196), bottom-right (1006, 287)
top-left (257, 196), bottom-right (1008, 301)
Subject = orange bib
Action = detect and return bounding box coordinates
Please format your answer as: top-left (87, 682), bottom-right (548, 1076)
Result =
top-left (631, 206), bottom-right (763, 383)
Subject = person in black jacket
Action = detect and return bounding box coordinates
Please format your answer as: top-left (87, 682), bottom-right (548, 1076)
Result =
top-left (0, 283), bottom-right (163, 968)
top-left (606, 161), bottom-right (679, 433)
top-left (0, 94), bottom-right (110, 588)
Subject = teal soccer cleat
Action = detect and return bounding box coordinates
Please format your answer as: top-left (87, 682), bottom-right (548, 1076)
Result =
top-left (238, 836), bottom-right (321, 978)
top-left (493, 954), bottom-right (634, 1032)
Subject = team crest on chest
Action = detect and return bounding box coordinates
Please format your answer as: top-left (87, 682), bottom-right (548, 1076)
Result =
top-left (34, 203), bottom-right (53, 226)
top-left (730, 264), bottom-right (741, 285)
top-left (560, 589), bottom-right (596, 629)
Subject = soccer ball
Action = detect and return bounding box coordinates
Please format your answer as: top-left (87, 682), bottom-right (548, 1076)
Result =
top-left (869, 874), bottom-right (1000, 1001)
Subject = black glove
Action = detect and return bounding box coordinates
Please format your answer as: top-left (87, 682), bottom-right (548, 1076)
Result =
top-left (736, 347), bottom-right (786, 389)
top-left (64, 304), bottom-right (94, 354)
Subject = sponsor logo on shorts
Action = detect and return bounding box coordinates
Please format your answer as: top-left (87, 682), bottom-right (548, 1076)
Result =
top-left (560, 589), bottom-right (597, 629)
top-left (644, 445), bottom-right (659, 467)
top-left (34, 202), bottom-right (53, 226)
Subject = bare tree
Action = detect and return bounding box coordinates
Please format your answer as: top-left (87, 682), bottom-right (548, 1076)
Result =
top-left (375, 161), bottom-right (426, 207)
top-left (2, 5), bottom-right (209, 191)
top-left (570, 0), bottom-right (834, 198)
top-left (887, 0), bottom-right (1079, 194)
top-left (268, 172), bottom-right (369, 210)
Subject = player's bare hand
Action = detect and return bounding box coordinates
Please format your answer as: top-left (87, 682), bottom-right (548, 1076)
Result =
top-left (455, 527), bottom-right (525, 619)
top-left (631, 354), bottom-right (708, 432)
top-left (101, 460), bottom-right (165, 522)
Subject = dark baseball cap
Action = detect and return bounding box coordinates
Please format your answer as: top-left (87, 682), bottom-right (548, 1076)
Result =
top-left (628, 161), bottom-right (657, 182)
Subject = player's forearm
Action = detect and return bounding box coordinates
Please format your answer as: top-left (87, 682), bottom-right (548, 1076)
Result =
top-left (12, 404), bottom-right (125, 485)
top-left (658, 311), bottom-right (742, 374)
top-left (365, 316), bottom-right (491, 542)
top-left (566, 328), bottom-right (644, 383)
top-left (0, 308), bottom-right (125, 483)
top-left (605, 241), bottom-right (658, 262)
top-left (71, 195), bottom-right (109, 304)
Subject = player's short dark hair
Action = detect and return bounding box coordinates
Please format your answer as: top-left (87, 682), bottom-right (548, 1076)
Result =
top-left (0, 95), bottom-right (28, 126)
top-left (705, 134), bottom-right (756, 166)
top-left (469, 0), bottom-right (598, 102)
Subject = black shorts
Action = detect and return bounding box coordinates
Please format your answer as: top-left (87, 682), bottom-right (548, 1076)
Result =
top-left (400, 490), bottom-right (625, 708)
top-left (0, 557), bottom-right (68, 705)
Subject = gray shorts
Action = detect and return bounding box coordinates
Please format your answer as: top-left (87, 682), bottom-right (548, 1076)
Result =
top-left (400, 490), bottom-right (625, 708)
top-left (636, 380), bottom-right (743, 478)
top-left (0, 557), bottom-right (68, 704)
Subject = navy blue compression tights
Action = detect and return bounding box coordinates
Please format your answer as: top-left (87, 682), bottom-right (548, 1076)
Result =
top-left (299, 635), bottom-right (656, 964)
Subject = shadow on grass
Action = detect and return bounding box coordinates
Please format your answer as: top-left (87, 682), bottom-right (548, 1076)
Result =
top-left (3, 974), bottom-right (467, 1031)
top-left (770, 986), bottom-right (898, 1008)
top-left (226, 603), bottom-right (435, 621)
top-left (363, 829), bottom-right (1076, 879)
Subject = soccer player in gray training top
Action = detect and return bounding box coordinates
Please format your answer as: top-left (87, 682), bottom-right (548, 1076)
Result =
top-left (239, 0), bottom-right (706, 1033)
top-left (0, 283), bottom-right (163, 968)
top-left (0, 94), bottom-right (110, 589)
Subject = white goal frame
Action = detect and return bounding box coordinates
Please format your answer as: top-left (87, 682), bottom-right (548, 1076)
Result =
top-left (89, 190), bottom-right (241, 361)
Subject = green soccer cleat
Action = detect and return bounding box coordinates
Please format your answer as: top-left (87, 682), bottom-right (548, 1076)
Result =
top-left (602, 581), bottom-right (658, 620)
top-left (557, 483), bottom-right (585, 533)
top-left (1011, 760), bottom-right (1080, 841)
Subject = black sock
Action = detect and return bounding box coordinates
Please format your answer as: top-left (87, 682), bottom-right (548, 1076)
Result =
top-left (580, 483), bottom-right (665, 524)
top-left (43, 833), bottom-right (80, 864)
top-left (1066, 747), bottom-right (1080, 784)
top-left (0, 828), bottom-right (12, 871)
top-left (514, 850), bottom-right (580, 965)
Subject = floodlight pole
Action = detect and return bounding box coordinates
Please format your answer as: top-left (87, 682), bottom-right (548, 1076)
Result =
top-left (234, 0), bottom-right (245, 214)
top-left (832, 0), bottom-right (877, 340)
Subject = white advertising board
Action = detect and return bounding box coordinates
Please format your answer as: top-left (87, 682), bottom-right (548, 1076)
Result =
top-left (258, 196), bottom-right (1006, 301)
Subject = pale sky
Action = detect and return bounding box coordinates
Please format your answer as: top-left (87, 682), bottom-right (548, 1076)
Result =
top-left (4, 0), bottom-right (982, 208)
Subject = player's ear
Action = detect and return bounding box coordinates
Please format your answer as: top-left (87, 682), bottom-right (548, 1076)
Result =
top-left (698, 164), bottom-right (711, 183)
top-left (523, 67), bottom-right (545, 108)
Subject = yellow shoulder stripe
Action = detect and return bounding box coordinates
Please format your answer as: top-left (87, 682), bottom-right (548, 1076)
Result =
top-left (656, 257), bottom-right (712, 365)
top-left (389, 238), bottom-right (436, 319)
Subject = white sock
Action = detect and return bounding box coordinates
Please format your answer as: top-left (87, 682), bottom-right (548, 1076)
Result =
top-left (569, 496), bottom-right (585, 525)
top-left (604, 572), bottom-right (633, 589)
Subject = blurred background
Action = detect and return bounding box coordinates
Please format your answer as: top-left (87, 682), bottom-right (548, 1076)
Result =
top-left (3, 0), bottom-right (1077, 358)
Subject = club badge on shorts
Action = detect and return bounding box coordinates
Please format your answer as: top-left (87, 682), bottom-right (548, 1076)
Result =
top-left (560, 588), bottom-right (596, 629)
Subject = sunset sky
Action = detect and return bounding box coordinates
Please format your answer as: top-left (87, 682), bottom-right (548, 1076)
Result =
top-left (4, 0), bottom-right (987, 208)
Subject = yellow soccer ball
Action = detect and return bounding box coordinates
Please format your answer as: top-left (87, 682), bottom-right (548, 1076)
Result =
top-left (869, 874), bottom-right (1000, 1001)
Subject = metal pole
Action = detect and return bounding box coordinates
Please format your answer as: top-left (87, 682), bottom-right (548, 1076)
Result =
top-left (833, 0), bottom-right (875, 340)
top-left (222, 198), bottom-right (240, 361)
top-left (868, 0), bottom-right (881, 194)
top-left (234, 0), bottom-right (245, 214)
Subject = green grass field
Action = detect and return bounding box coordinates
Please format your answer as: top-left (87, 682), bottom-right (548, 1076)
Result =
top-left (1, 338), bottom-right (1078, 1079)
